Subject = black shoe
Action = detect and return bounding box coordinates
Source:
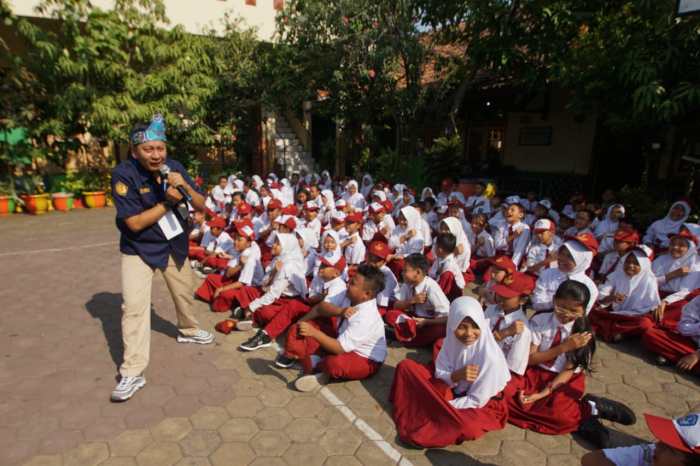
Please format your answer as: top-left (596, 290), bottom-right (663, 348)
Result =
top-left (274, 353), bottom-right (297, 369)
top-left (239, 330), bottom-right (272, 351)
top-left (576, 417), bottom-right (611, 449)
top-left (232, 306), bottom-right (245, 320)
top-left (583, 394), bottom-right (637, 425)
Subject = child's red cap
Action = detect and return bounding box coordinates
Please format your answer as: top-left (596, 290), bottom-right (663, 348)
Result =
top-left (282, 205), bottom-right (298, 216)
top-left (492, 272), bottom-right (535, 298)
top-left (346, 212), bottom-right (363, 224)
top-left (233, 220), bottom-right (255, 240)
top-left (207, 216), bottom-right (226, 229)
top-left (304, 201), bottom-right (319, 212)
top-left (368, 240), bottom-right (390, 260)
top-left (567, 231), bottom-right (599, 256)
top-left (614, 227), bottom-right (640, 245)
top-left (645, 412), bottom-right (700, 454)
top-left (533, 218), bottom-right (555, 233)
top-left (382, 200), bottom-right (394, 212)
top-left (320, 255), bottom-right (346, 274)
top-left (489, 256), bottom-right (516, 275)
top-left (267, 199), bottom-right (282, 210)
top-left (237, 203), bottom-right (252, 215)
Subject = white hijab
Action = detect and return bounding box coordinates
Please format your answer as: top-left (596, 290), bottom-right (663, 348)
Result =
top-left (421, 187), bottom-right (435, 201)
top-left (275, 233), bottom-right (308, 295)
top-left (652, 201), bottom-right (691, 238)
top-left (436, 297), bottom-right (511, 409)
top-left (561, 240), bottom-right (593, 279)
top-left (441, 217), bottom-right (471, 272)
top-left (594, 204), bottom-right (625, 238)
top-left (320, 230), bottom-right (342, 264)
top-left (296, 227), bottom-right (319, 251)
top-left (252, 175), bottom-right (264, 190)
top-left (605, 248), bottom-right (660, 314)
top-left (399, 206), bottom-right (421, 234)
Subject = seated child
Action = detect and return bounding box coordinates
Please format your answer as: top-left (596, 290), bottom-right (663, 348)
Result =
top-left (362, 202), bottom-right (395, 243)
top-left (596, 227), bottom-right (639, 283)
top-left (437, 218), bottom-right (473, 283)
top-left (523, 219), bottom-right (561, 276)
top-left (238, 233), bottom-right (309, 351)
top-left (590, 246), bottom-right (661, 342)
top-left (504, 202), bottom-right (531, 268)
top-left (505, 280), bottom-right (635, 448)
top-left (643, 294), bottom-right (700, 374)
top-left (188, 210), bottom-right (208, 250)
top-left (302, 201), bottom-right (322, 241)
top-left (387, 206), bottom-right (425, 277)
top-left (195, 221), bottom-right (263, 312)
top-left (581, 411), bottom-right (700, 466)
top-left (484, 272), bottom-right (535, 376)
top-left (390, 297), bottom-right (511, 448)
top-left (385, 253), bottom-right (450, 347)
top-left (476, 256), bottom-right (516, 307)
top-left (342, 212), bottom-right (367, 266)
top-left (313, 230), bottom-right (347, 277)
top-left (651, 229), bottom-right (700, 330)
top-left (365, 241), bottom-right (400, 316)
top-left (469, 213), bottom-right (496, 276)
top-left (531, 232), bottom-right (599, 315)
top-left (428, 233), bottom-right (466, 302)
top-left (189, 216), bottom-right (235, 271)
top-left (643, 200), bottom-right (691, 251)
top-left (563, 209), bottom-right (594, 237)
top-left (594, 204), bottom-right (626, 254)
top-left (283, 264), bottom-right (387, 391)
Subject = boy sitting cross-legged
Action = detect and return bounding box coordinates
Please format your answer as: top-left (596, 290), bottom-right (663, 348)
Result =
top-left (282, 264), bottom-right (388, 392)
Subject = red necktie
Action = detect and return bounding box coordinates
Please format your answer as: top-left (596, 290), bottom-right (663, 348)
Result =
top-left (542, 327), bottom-right (562, 368)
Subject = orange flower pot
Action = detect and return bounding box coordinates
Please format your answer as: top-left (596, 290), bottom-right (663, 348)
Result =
top-left (21, 193), bottom-right (50, 215)
top-left (83, 191), bottom-right (106, 208)
top-left (51, 192), bottom-right (74, 212)
top-left (0, 195), bottom-right (15, 215)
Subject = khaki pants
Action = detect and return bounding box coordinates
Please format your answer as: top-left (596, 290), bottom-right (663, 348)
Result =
top-left (120, 254), bottom-right (201, 377)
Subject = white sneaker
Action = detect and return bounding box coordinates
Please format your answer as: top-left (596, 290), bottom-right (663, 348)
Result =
top-left (294, 373), bottom-right (330, 392)
top-left (190, 260), bottom-right (201, 269)
top-left (177, 329), bottom-right (215, 345)
top-left (202, 266), bottom-right (215, 274)
top-left (236, 320), bottom-right (254, 331)
top-left (111, 375), bottom-right (146, 402)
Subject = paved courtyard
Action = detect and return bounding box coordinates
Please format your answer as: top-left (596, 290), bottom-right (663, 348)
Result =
top-left (1, 208), bottom-right (698, 466)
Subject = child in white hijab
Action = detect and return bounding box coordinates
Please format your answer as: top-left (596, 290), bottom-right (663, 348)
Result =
top-left (390, 297), bottom-right (511, 448)
top-left (643, 200), bottom-right (691, 249)
top-left (590, 246), bottom-right (661, 342)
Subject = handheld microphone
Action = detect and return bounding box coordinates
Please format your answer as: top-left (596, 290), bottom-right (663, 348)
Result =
top-left (159, 165), bottom-right (192, 203)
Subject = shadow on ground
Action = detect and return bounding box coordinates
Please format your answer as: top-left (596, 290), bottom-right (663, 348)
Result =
top-left (85, 292), bottom-right (180, 369)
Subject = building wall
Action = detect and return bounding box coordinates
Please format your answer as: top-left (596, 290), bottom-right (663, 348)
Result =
top-left (9, 0), bottom-right (282, 40)
top-left (502, 88), bottom-right (596, 175)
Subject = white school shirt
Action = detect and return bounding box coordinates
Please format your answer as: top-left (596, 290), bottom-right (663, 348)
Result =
top-left (428, 253), bottom-right (466, 289)
top-left (202, 230), bottom-right (235, 255)
top-left (334, 227), bottom-right (349, 243)
top-left (679, 295), bottom-right (700, 345)
top-left (466, 195), bottom-right (491, 214)
top-left (336, 297), bottom-right (387, 363)
top-left (388, 230), bottom-right (425, 257)
top-left (306, 217), bottom-right (322, 243)
top-left (491, 220), bottom-right (509, 252)
top-left (245, 189), bottom-right (261, 207)
top-left (249, 263), bottom-right (306, 312)
top-left (190, 222), bottom-right (210, 240)
top-left (380, 215), bottom-right (396, 237)
top-left (398, 277), bottom-right (450, 318)
top-left (229, 243), bottom-right (264, 286)
top-left (426, 211), bottom-right (440, 231)
top-left (344, 233), bottom-right (366, 265)
top-left (309, 276), bottom-right (347, 303)
top-left (531, 268), bottom-right (598, 315)
top-left (603, 444), bottom-right (655, 466)
top-left (598, 251), bottom-right (624, 279)
top-left (484, 305), bottom-right (532, 376)
top-left (524, 237), bottom-right (561, 273)
top-left (303, 250), bottom-right (318, 277)
top-left (507, 221), bottom-right (531, 268)
top-left (421, 217), bottom-right (433, 247)
top-left (473, 230), bottom-right (496, 258)
top-left (362, 219), bottom-right (380, 242)
top-left (377, 265), bottom-right (399, 308)
top-left (530, 312), bottom-right (576, 374)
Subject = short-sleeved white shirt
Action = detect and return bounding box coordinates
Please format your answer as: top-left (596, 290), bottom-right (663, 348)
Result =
top-left (398, 277), bottom-right (450, 318)
top-left (377, 265), bottom-right (399, 308)
top-left (530, 312), bottom-right (576, 373)
top-left (484, 305), bottom-right (532, 375)
top-left (337, 298), bottom-right (387, 363)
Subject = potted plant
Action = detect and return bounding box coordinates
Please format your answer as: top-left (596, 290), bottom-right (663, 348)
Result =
top-left (82, 171), bottom-right (109, 208)
top-left (15, 174), bottom-right (50, 215)
top-left (48, 173), bottom-right (77, 212)
top-left (0, 179), bottom-right (16, 215)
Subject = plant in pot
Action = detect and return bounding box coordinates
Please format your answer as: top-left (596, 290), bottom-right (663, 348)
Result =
top-left (15, 174), bottom-right (50, 215)
top-left (0, 178), bottom-right (17, 215)
top-left (82, 171), bottom-right (109, 208)
top-left (48, 173), bottom-right (79, 212)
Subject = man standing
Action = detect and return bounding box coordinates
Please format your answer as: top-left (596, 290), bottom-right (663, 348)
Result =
top-left (110, 114), bottom-right (214, 402)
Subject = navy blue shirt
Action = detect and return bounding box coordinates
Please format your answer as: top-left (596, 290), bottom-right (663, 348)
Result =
top-left (111, 157), bottom-right (201, 270)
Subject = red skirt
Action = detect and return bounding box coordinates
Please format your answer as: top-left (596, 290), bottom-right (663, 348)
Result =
top-left (390, 359), bottom-right (508, 448)
top-left (438, 271), bottom-right (464, 302)
top-left (253, 297), bottom-right (310, 339)
top-left (505, 367), bottom-right (590, 435)
top-left (384, 310), bottom-right (446, 347)
top-left (642, 327), bottom-right (700, 374)
top-left (588, 308), bottom-right (655, 342)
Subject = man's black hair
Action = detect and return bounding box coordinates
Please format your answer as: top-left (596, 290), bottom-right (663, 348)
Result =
top-left (436, 233), bottom-right (457, 254)
top-left (404, 253), bottom-right (430, 274)
top-left (356, 264), bottom-right (386, 296)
